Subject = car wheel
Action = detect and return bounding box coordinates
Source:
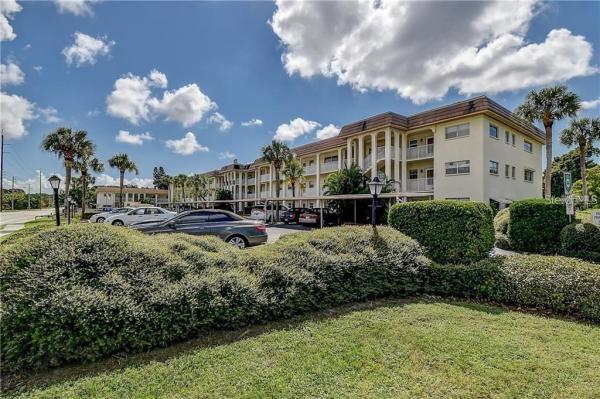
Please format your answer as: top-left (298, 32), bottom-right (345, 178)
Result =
top-left (226, 235), bottom-right (247, 249)
top-left (112, 220), bottom-right (124, 226)
top-left (96, 217), bottom-right (105, 223)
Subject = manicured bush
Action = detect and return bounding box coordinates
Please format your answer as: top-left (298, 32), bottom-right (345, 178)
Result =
top-left (388, 200), bottom-right (495, 264)
top-left (494, 207), bottom-right (510, 234)
top-left (426, 254), bottom-right (600, 322)
top-left (0, 224), bottom-right (429, 372)
top-left (560, 223), bottom-right (600, 253)
top-left (507, 199), bottom-right (569, 253)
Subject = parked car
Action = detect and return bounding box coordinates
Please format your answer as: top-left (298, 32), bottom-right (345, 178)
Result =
top-left (104, 206), bottom-right (175, 226)
top-left (283, 207), bottom-right (309, 224)
top-left (250, 203), bottom-right (289, 222)
top-left (89, 207), bottom-right (133, 223)
top-left (131, 209), bottom-right (267, 248)
top-left (299, 208), bottom-right (340, 227)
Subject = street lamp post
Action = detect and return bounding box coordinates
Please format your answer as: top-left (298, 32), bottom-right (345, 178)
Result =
top-left (368, 176), bottom-right (384, 227)
top-left (48, 175), bottom-right (61, 226)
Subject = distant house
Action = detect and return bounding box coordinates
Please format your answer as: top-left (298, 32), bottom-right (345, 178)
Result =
top-left (95, 186), bottom-right (169, 208)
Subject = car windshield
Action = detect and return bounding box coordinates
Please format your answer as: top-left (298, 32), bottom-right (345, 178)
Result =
top-left (111, 208), bottom-right (129, 214)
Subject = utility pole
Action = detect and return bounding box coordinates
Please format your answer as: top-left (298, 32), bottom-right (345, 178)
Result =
top-left (11, 176), bottom-right (15, 210)
top-left (39, 170), bottom-right (42, 210)
top-left (28, 183), bottom-right (31, 209)
top-left (0, 131), bottom-right (4, 212)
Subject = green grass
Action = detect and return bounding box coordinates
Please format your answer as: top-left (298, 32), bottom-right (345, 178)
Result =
top-left (7, 299), bottom-right (600, 398)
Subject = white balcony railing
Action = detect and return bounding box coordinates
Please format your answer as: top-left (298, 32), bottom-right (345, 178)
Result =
top-left (304, 165), bottom-right (316, 175)
top-left (321, 161), bottom-right (338, 172)
top-left (260, 174), bottom-right (270, 181)
top-left (260, 191), bottom-right (269, 197)
top-left (407, 178), bottom-right (434, 192)
top-left (407, 144), bottom-right (434, 160)
top-left (246, 177), bottom-right (256, 185)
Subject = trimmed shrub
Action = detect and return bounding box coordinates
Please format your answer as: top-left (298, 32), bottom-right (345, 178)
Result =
top-left (388, 200), bottom-right (495, 264)
top-left (560, 223), bottom-right (600, 253)
top-left (0, 224), bottom-right (429, 372)
top-left (494, 207), bottom-right (510, 234)
top-left (426, 254), bottom-right (600, 322)
top-left (494, 233), bottom-right (511, 250)
top-left (507, 199), bottom-right (568, 253)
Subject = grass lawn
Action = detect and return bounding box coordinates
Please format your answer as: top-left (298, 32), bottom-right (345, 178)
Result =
top-left (7, 299), bottom-right (600, 398)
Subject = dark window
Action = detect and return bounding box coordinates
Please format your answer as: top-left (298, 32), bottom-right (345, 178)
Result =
top-left (489, 125), bottom-right (498, 139)
top-left (524, 140), bottom-right (533, 153)
top-left (177, 211), bottom-right (211, 224)
top-left (209, 212), bottom-right (241, 222)
top-left (489, 161), bottom-right (499, 175)
top-left (131, 208), bottom-right (146, 215)
top-left (409, 169), bottom-right (418, 179)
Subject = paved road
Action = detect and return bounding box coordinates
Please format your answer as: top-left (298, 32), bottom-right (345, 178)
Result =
top-left (0, 209), bottom-right (54, 238)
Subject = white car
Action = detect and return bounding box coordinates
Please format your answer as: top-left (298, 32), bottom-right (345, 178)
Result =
top-left (250, 204), bottom-right (289, 222)
top-left (89, 207), bottom-right (133, 223)
top-left (104, 206), bottom-right (176, 226)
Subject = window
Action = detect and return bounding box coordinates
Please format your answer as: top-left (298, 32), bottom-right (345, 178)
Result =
top-left (511, 166), bottom-right (516, 179)
top-left (130, 208), bottom-right (146, 215)
top-left (505, 131), bottom-right (510, 144)
top-left (146, 208), bottom-right (164, 215)
top-left (489, 124), bottom-right (498, 139)
top-left (512, 133), bottom-right (516, 146)
top-left (524, 169), bottom-right (534, 182)
top-left (445, 160), bottom-right (470, 175)
top-left (324, 155), bottom-right (338, 163)
top-left (445, 123), bottom-right (470, 139)
top-left (524, 140), bottom-right (533, 153)
top-left (505, 164), bottom-right (510, 178)
top-left (409, 139), bottom-right (418, 148)
top-left (489, 161), bottom-right (499, 175)
top-left (176, 211), bottom-right (211, 224)
top-left (409, 169), bottom-right (418, 179)
top-left (209, 212), bottom-right (241, 222)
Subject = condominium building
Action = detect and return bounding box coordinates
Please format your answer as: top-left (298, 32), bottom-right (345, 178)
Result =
top-left (178, 96), bottom-right (543, 210)
top-left (95, 186), bottom-right (169, 208)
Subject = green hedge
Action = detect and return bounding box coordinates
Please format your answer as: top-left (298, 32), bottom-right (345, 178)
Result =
top-left (560, 223), bottom-right (600, 253)
top-left (0, 224), bottom-right (429, 372)
top-left (426, 255), bottom-right (600, 322)
top-left (507, 199), bottom-right (568, 253)
top-left (388, 200), bottom-right (495, 264)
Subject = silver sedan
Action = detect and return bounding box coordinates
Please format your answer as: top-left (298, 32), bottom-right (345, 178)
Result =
top-left (89, 207), bottom-right (133, 223)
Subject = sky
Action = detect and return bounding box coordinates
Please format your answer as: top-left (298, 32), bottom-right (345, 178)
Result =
top-left (0, 0), bottom-right (599, 193)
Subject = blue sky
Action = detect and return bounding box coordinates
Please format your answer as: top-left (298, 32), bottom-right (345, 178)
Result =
top-left (1, 0), bottom-right (599, 191)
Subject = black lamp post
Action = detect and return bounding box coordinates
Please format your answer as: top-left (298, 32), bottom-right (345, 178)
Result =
top-left (48, 175), bottom-right (61, 226)
top-left (368, 176), bottom-right (384, 227)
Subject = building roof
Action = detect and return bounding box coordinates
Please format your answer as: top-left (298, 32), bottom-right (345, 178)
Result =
top-left (95, 186), bottom-right (168, 194)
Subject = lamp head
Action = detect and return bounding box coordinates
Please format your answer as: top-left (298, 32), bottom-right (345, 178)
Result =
top-left (368, 176), bottom-right (384, 196)
top-left (48, 175), bottom-right (61, 190)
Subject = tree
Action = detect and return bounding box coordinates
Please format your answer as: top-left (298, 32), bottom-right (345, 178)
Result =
top-left (189, 174), bottom-right (208, 202)
top-left (214, 188), bottom-right (233, 211)
top-left (546, 147), bottom-right (598, 198)
top-left (282, 159), bottom-right (304, 206)
top-left (42, 127), bottom-right (93, 218)
top-left (515, 85), bottom-right (581, 198)
top-left (73, 144), bottom-right (103, 217)
top-left (560, 118), bottom-right (600, 206)
top-left (174, 174), bottom-right (189, 202)
top-left (261, 140), bottom-right (292, 221)
top-left (153, 166), bottom-right (171, 190)
top-left (323, 164), bottom-right (369, 196)
top-left (573, 165), bottom-right (600, 208)
top-left (108, 153), bottom-right (139, 207)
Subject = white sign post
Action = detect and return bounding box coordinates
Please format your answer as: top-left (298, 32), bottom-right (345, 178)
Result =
top-left (565, 196), bottom-right (575, 218)
top-left (592, 211), bottom-right (600, 227)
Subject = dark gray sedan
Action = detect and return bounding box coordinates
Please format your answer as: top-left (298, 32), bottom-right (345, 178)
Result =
top-left (131, 209), bottom-right (268, 248)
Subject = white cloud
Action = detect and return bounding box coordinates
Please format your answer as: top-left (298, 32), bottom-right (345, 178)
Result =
top-left (207, 112), bottom-right (233, 132)
top-left (62, 32), bottom-right (114, 67)
top-left (219, 151), bottom-right (236, 160)
top-left (316, 124), bottom-right (339, 140)
top-left (106, 70), bottom-right (164, 125)
top-left (33, 66), bottom-right (43, 73)
top-left (149, 84), bottom-right (216, 127)
top-left (165, 132), bottom-right (209, 155)
top-left (271, 0), bottom-right (597, 104)
top-left (0, 0), bottom-right (21, 41)
top-left (0, 62), bottom-right (24, 86)
top-left (581, 98), bottom-right (600, 110)
top-left (148, 69), bottom-right (168, 89)
top-left (55, 0), bottom-right (97, 16)
top-left (94, 174), bottom-right (154, 188)
top-left (0, 91), bottom-right (36, 139)
top-left (274, 117), bottom-right (320, 142)
top-left (39, 106), bottom-right (61, 124)
top-left (115, 130), bottom-right (154, 145)
top-left (3, 170), bottom-right (64, 194)
top-left (241, 118), bottom-right (263, 127)
top-left (87, 108), bottom-right (100, 117)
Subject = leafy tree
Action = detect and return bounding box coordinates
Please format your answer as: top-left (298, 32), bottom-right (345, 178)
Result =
top-left (69, 176), bottom-right (97, 211)
top-left (546, 147), bottom-right (599, 198)
top-left (214, 188), bottom-right (233, 211)
top-left (573, 165), bottom-right (600, 208)
top-left (41, 127), bottom-right (93, 217)
top-left (153, 166), bottom-right (171, 190)
top-left (189, 174), bottom-right (208, 202)
top-left (282, 159), bottom-right (304, 205)
top-left (261, 140), bottom-right (292, 221)
top-left (73, 144), bottom-right (103, 217)
top-left (108, 153), bottom-right (139, 207)
top-left (323, 164), bottom-right (369, 195)
top-left (515, 85), bottom-right (581, 198)
top-left (560, 118), bottom-right (600, 206)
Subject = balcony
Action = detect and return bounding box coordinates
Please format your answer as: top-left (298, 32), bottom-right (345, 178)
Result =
top-left (260, 174), bottom-right (270, 181)
top-left (320, 161), bottom-right (338, 172)
top-left (407, 144), bottom-right (434, 160)
top-left (304, 164), bottom-right (316, 175)
top-left (246, 177), bottom-right (256, 185)
top-left (259, 191), bottom-right (269, 198)
top-left (407, 178), bottom-right (434, 192)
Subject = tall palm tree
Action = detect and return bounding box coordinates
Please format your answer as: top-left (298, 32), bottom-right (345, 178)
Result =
top-left (73, 144), bottom-right (104, 217)
top-left (175, 174), bottom-right (189, 202)
top-left (282, 159), bottom-right (304, 206)
top-left (515, 85), bottom-right (581, 198)
top-left (42, 127), bottom-right (93, 220)
top-left (560, 118), bottom-right (600, 207)
top-left (262, 140), bottom-right (292, 221)
top-left (108, 153), bottom-right (139, 207)
top-left (189, 173), bottom-right (208, 202)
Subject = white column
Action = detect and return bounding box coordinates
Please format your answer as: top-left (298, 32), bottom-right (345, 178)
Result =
top-left (256, 169), bottom-right (260, 199)
top-left (346, 139), bottom-right (352, 166)
top-left (316, 152), bottom-right (321, 206)
top-left (238, 171), bottom-right (243, 212)
top-left (358, 135), bottom-right (365, 170)
top-left (337, 148), bottom-right (342, 170)
top-left (394, 130), bottom-right (400, 191)
top-left (371, 132), bottom-right (377, 176)
top-left (269, 165), bottom-right (273, 198)
top-left (385, 128), bottom-right (392, 179)
top-left (401, 133), bottom-right (408, 193)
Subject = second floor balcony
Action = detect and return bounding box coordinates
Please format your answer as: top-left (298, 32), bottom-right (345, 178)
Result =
top-left (407, 177), bottom-right (434, 192)
top-left (246, 177), bottom-right (256, 185)
top-left (407, 143), bottom-right (434, 160)
top-left (320, 161), bottom-right (338, 172)
top-left (304, 164), bottom-right (316, 175)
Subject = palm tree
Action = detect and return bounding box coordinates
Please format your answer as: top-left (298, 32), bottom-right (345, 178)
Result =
top-left (108, 153), bottom-right (139, 207)
top-left (261, 140), bottom-right (292, 221)
top-left (515, 85), bottom-right (581, 198)
top-left (175, 174), bottom-right (189, 202)
top-left (282, 159), bottom-right (304, 206)
top-left (73, 144), bottom-right (104, 217)
top-left (560, 118), bottom-right (600, 207)
top-left (189, 174), bottom-right (208, 202)
top-left (42, 127), bottom-right (93, 220)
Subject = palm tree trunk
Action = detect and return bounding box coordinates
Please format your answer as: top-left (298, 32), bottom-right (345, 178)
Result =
top-left (119, 171), bottom-right (124, 207)
top-left (580, 143), bottom-right (588, 208)
top-left (275, 168), bottom-right (281, 222)
top-left (291, 182), bottom-right (296, 208)
top-left (544, 122), bottom-right (553, 198)
top-left (81, 174), bottom-right (87, 217)
top-left (64, 160), bottom-right (72, 223)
